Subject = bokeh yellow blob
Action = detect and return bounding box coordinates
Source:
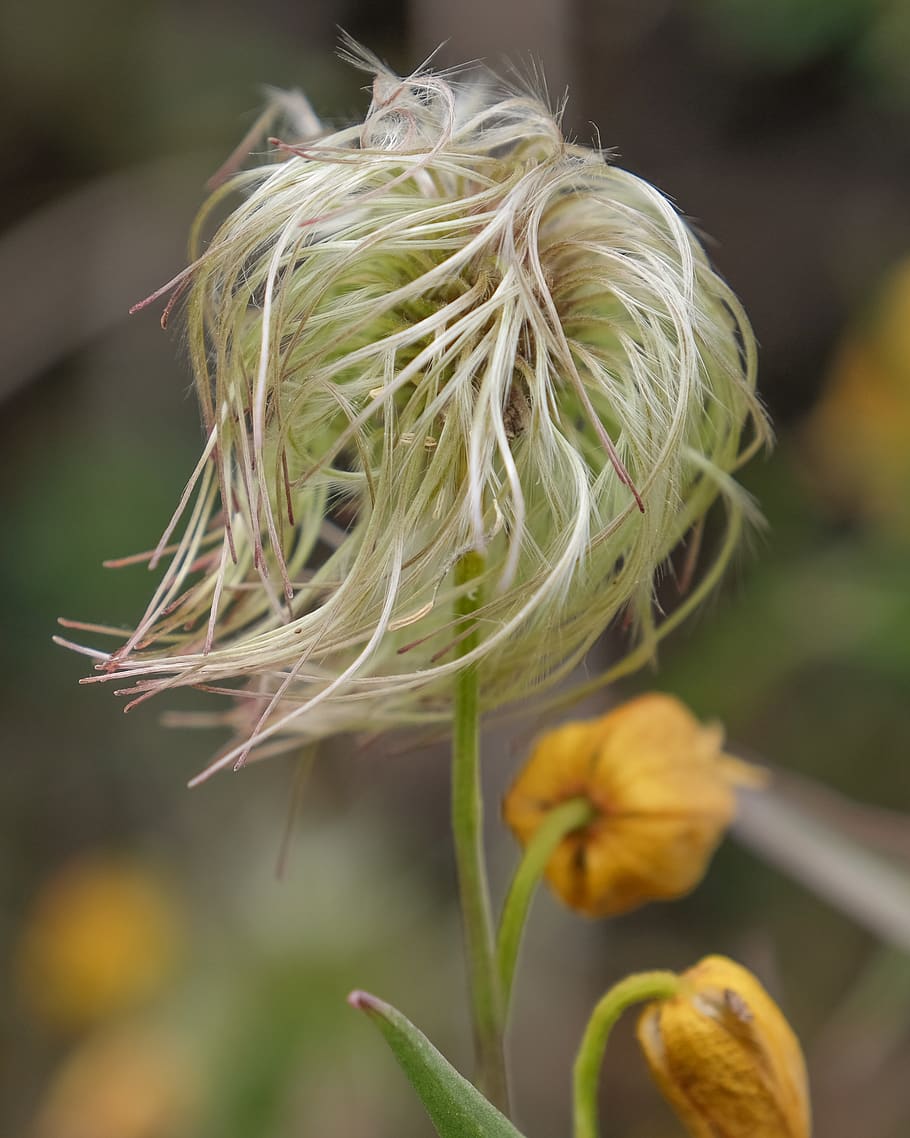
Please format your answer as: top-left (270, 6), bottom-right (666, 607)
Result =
top-left (806, 258), bottom-right (910, 535)
top-left (16, 857), bottom-right (180, 1031)
top-left (31, 1025), bottom-right (196, 1138)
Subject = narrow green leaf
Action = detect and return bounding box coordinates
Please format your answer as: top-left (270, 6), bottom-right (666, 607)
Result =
top-left (348, 991), bottom-right (527, 1138)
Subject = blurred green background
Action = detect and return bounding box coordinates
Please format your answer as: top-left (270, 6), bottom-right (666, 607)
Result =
top-left (3, 1), bottom-right (910, 1135)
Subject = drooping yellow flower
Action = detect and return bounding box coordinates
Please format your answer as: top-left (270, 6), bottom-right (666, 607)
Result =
top-left (502, 693), bottom-right (762, 916)
top-left (636, 955), bottom-right (811, 1138)
top-left (16, 857), bottom-right (180, 1031)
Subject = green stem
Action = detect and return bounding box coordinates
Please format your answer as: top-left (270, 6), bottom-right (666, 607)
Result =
top-left (573, 971), bottom-right (681, 1138)
top-left (497, 798), bottom-right (595, 1017)
top-left (451, 551), bottom-right (509, 1113)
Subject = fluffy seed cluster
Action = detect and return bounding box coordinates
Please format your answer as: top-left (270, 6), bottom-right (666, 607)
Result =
top-left (62, 46), bottom-right (768, 779)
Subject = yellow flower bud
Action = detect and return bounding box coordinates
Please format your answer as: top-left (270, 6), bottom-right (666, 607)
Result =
top-left (502, 693), bottom-right (761, 916)
top-left (636, 955), bottom-right (811, 1138)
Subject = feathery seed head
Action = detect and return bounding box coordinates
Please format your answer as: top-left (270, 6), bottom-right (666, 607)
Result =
top-left (64, 46), bottom-right (769, 777)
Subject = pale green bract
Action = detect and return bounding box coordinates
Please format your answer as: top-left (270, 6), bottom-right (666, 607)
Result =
top-left (68, 47), bottom-right (768, 779)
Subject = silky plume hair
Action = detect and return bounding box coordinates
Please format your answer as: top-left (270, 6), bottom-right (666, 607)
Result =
top-left (60, 46), bottom-right (769, 781)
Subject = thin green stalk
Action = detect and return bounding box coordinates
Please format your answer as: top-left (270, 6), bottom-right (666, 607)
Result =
top-left (451, 551), bottom-right (509, 1113)
top-left (573, 971), bottom-right (681, 1138)
top-left (497, 797), bottom-right (594, 1016)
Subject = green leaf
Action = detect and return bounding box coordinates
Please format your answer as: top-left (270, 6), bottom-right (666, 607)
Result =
top-left (348, 991), bottom-right (527, 1138)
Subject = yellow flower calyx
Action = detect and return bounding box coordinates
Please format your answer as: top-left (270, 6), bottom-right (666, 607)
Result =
top-left (636, 955), bottom-right (811, 1138)
top-left (502, 693), bottom-right (761, 917)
